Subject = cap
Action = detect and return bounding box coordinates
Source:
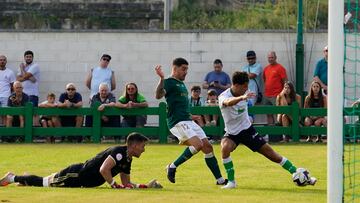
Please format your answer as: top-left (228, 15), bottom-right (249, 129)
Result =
top-left (246, 50), bottom-right (256, 58)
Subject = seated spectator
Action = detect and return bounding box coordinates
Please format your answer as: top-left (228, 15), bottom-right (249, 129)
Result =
top-left (202, 59), bottom-right (231, 96)
top-left (5, 81), bottom-right (29, 142)
top-left (304, 81), bottom-right (327, 143)
top-left (276, 81), bottom-right (301, 142)
top-left (85, 83), bottom-right (120, 128)
top-left (204, 89), bottom-right (219, 126)
top-left (116, 83), bottom-right (148, 127)
top-left (189, 85), bottom-right (205, 127)
top-left (38, 92), bottom-right (61, 143)
top-left (58, 83), bottom-right (83, 143)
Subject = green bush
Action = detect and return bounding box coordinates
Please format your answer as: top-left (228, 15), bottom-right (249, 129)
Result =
top-left (171, 0), bottom-right (328, 30)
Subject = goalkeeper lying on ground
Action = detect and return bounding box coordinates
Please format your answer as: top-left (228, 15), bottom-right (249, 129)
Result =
top-left (0, 132), bottom-right (162, 189)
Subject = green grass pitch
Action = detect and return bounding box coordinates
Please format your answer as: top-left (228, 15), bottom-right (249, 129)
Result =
top-left (0, 143), bottom-right (327, 203)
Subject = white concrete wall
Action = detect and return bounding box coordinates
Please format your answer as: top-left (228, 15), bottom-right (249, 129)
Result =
top-left (0, 31), bottom-right (328, 123)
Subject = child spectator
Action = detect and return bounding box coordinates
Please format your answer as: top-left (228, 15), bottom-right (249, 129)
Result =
top-left (38, 92), bottom-right (61, 143)
top-left (189, 85), bottom-right (205, 127)
top-left (276, 81), bottom-right (301, 142)
top-left (204, 89), bottom-right (219, 126)
top-left (304, 81), bottom-right (327, 142)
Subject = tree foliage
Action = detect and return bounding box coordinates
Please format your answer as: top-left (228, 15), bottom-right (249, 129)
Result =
top-left (171, 0), bottom-right (328, 30)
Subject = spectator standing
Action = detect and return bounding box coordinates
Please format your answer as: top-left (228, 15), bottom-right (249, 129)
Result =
top-left (202, 59), bottom-right (231, 96)
top-left (263, 51), bottom-right (288, 125)
top-left (189, 85), bottom-right (205, 127)
top-left (116, 83), bottom-right (148, 128)
top-left (304, 81), bottom-right (327, 143)
top-left (0, 55), bottom-right (16, 126)
top-left (5, 81), bottom-right (29, 142)
top-left (58, 83), bottom-right (83, 143)
top-left (16, 50), bottom-right (40, 126)
top-left (38, 93), bottom-right (61, 143)
top-left (242, 50), bottom-right (263, 105)
top-left (85, 54), bottom-right (116, 99)
top-left (313, 46), bottom-right (328, 95)
top-left (276, 81), bottom-right (301, 142)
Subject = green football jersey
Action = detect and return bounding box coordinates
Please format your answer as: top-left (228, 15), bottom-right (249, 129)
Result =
top-left (164, 77), bottom-right (192, 128)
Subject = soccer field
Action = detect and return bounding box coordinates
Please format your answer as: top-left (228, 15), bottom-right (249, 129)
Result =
top-left (0, 144), bottom-right (326, 203)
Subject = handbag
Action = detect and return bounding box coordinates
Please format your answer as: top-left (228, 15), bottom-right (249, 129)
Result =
top-left (248, 67), bottom-right (262, 104)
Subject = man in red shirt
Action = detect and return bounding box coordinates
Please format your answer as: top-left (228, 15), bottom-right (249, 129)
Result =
top-left (263, 51), bottom-right (288, 125)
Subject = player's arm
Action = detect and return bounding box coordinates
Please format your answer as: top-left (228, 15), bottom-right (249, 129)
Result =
top-left (120, 173), bottom-right (131, 185)
top-left (222, 92), bottom-right (256, 107)
top-left (99, 155), bottom-right (119, 188)
top-left (222, 96), bottom-right (247, 107)
top-left (155, 65), bottom-right (165, 99)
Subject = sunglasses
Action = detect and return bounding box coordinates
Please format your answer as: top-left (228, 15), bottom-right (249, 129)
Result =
top-left (247, 57), bottom-right (256, 60)
top-left (102, 58), bottom-right (110, 62)
top-left (67, 88), bottom-right (76, 91)
top-left (127, 88), bottom-right (136, 90)
top-left (325, 50), bottom-right (328, 52)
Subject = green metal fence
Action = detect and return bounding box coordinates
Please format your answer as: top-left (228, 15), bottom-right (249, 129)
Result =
top-left (0, 102), bottom-right (331, 143)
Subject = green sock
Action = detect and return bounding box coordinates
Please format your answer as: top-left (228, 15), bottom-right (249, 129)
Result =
top-left (223, 158), bottom-right (235, 182)
top-left (173, 147), bottom-right (196, 167)
top-left (281, 159), bottom-right (297, 174)
top-left (205, 153), bottom-right (222, 179)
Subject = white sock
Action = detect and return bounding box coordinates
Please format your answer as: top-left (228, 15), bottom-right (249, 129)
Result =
top-left (43, 177), bottom-right (49, 187)
top-left (189, 146), bottom-right (198, 154)
top-left (222, 157), bottom-right (232, 164)
top-left (204, 152), bottom-right (214, 158)
top-left (170, 163), bottom-right (176, 168)
top-left (9, 175), bottom-right (15, 183)
top-left (279, 157), bottom-right (287, 166)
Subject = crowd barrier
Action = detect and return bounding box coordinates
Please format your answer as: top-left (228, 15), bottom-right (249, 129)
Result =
top-left (0, 102), bottom-right (341, 143)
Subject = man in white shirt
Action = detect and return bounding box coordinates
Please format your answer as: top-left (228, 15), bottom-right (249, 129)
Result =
top-left (0, 55), bottom-right (16, 125)
top-left (218, 71), bottom-right (316, 189)
top-left (16, 50), bottom-right (40, 126)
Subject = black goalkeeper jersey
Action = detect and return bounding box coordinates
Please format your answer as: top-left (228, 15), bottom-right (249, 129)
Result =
top-left (78, 146), bottom-right (132, 187)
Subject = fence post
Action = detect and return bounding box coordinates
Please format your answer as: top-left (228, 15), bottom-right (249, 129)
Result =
top-left (24, 102), bottom-right (33, 143)
top-left (158, 102), bottom-right (168, 143)
top-left (291, 102), bottom-right (300, 142)
top-left (92, 102), bottom-right (101, 143)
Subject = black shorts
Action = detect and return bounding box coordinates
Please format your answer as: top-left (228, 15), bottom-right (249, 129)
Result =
top-left (51, 163), bottom-right (83, 187)
top-left (223, 126), bottom-right (266, 152)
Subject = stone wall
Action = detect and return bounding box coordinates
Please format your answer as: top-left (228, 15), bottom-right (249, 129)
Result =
top-left (0, 31), bottom-right (328, 123)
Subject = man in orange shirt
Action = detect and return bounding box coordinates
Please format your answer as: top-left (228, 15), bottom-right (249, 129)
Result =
top-left (263, 51), bottom-right (288, 125)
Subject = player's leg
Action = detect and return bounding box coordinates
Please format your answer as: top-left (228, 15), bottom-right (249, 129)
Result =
top-left (257, 143), bottom-right (298, 173)
top-left (166, 121), bottom-right (202, 183)
top-left (220, 136), bottom-right (237, 189)
top-left (257, 143), bottom-right (317, 185)
top-left (200, 137), bottom-right (226, 185)
top-left (0, 172), bottom-right (44, 187)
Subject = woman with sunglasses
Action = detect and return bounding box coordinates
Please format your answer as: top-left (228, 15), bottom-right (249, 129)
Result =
top-left (116, 83), bottom-right (148, 128)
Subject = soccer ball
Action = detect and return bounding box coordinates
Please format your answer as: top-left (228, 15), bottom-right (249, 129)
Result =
top-left (292, 168), bottom-right (310, 186)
